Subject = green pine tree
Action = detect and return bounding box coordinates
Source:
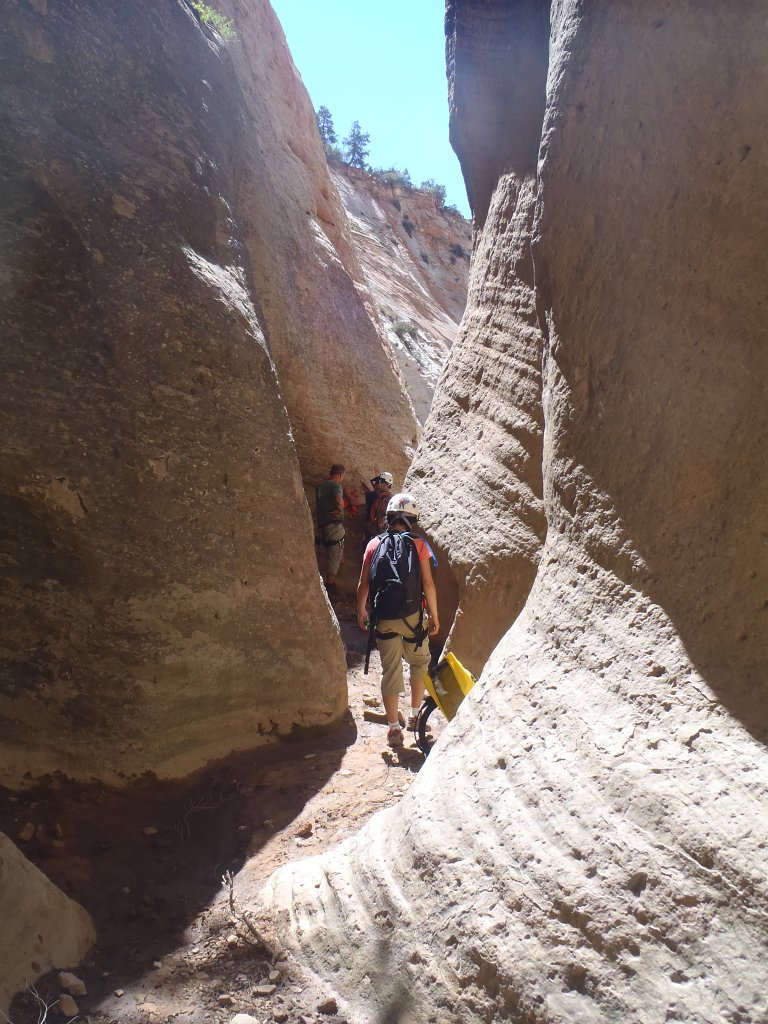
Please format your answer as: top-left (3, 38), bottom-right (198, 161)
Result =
top-left (316, 105), bottom-right (337, 146)
top-left (343, 120), bottom-right (371, 169)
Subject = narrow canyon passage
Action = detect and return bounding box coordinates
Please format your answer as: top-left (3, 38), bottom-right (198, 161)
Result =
top-left (2, 1), bottom-right (767, 1022)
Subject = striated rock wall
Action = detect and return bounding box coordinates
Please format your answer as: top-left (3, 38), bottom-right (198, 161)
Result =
top-left (0, 0), bottom-right (416, 783)
top-left (332, 164), bottom-right (472, 422)
top-left (407, 1), bottom-right (550, 674)
top-left (263, 3), bottom-right (768, 1022)
top-left (0, 832), bottom-right (95, 1014)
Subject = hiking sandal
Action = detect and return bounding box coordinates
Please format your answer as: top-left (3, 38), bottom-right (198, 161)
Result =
top-left (407, 712), bottom-right (431, 732)
top-left (387, 726), bottom-right (404, 748)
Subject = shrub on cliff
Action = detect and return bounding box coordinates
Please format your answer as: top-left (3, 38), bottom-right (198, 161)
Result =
top-left (420, 179), bottom-right (447, 208)
top-left (191, 2), bottom-right (235, 40)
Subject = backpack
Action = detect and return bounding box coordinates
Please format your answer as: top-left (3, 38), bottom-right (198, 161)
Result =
top-left (368, 531), bottom-right (423, 623)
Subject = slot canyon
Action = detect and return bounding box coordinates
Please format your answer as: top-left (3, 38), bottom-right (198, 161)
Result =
top-left (1, 2), bottom-right (766, 1023)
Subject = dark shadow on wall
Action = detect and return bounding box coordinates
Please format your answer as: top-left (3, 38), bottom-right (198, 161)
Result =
top-left (446, 0), bottom-right (550, 227)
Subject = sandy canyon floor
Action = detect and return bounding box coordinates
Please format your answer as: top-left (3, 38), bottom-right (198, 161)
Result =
top-left (2, 597), bottom-right (445, 1024)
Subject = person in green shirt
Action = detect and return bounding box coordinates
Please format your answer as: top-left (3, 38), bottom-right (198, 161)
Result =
top-left (316, 463), bottom-right (346, 591)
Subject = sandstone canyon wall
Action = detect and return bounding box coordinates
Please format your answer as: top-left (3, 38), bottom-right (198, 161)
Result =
top-left (0, 0), bottom-right (415, 783)
top-left (332, 165), bottom-right (472, 423)
top-left (264, 4), bottom-right (768, 1023)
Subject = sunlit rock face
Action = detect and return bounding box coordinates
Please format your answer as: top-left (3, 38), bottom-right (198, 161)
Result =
top-left (0, 833), bottom-right (95, 1014)
top-left (332, 164), bottom-right (472, 423)
top-left (225, 1), bottom-right (418, 484)
top-left (263, 3), bottom-right (768, 1022)
top-left (0, 0), bottom-right (419, 782)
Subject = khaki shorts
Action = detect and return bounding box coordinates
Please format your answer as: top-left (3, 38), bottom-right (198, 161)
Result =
top-left (376, 612), bottom-right (430, 697)
top-left (321, 521), bottom-right (345, 576)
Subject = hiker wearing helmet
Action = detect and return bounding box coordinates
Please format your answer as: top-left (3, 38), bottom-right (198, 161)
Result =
top-left (357, 492), bottom-right (440, 748)
top-left (369, 471), bottom-right (394, 532)
top-left (361, 471), bottom-right (394, 551)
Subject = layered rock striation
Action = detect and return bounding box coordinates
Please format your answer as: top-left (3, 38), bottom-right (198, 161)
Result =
top-left (264, 3), bottom-right (768, 1022)
top-left (0, 0), bottom-right (414, 783)
top-left (332, 165), bottom-right (472, 422)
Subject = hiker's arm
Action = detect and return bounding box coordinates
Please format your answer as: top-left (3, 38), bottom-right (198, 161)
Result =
top-left (332, 487), bottom-right (344, 519)
top-left (419, 558), bottom-right (440, 636)
top-left (356, 559), bottom-right (371, 630)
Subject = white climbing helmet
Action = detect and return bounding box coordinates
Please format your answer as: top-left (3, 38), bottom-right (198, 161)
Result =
top-left (386, 491), bottom-right (419, 522)
top-left (376, 471), bottom-right (394, 487)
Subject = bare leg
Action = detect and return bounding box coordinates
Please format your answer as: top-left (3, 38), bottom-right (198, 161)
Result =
top-left (409, 674), bottom-right (425, 712)
top-left (383, 693), bottom-right (400, 724)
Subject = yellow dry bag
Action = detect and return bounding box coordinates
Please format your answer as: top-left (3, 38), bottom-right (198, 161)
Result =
top-left (413, 652), bottom-right (476, 755)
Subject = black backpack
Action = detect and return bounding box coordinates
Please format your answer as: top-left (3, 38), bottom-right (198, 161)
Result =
top-left (368, 531), bottom-right (423, 622)
top-left (363, 530), bottom-right (432, 676)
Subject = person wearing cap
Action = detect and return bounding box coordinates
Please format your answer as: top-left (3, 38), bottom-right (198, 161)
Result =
top-left (357, 492), bottom-right (439, 747)
top-left (369, 471), bottom-right (394, 533)
top-left (361, 471), bottom-right (394, 550)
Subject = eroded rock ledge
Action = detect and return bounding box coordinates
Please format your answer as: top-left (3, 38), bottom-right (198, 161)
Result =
top-left (263, 3), bottom-right (768, 1021)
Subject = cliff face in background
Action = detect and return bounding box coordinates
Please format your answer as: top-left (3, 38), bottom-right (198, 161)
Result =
top-left (0, 0), bottom-right (414, 783)
top-left (224, 1), bottom-right (418, 484)
top-left (264, 3), bottom-right (768, 1022)
top-left (332, 165), bottom-right (472, 422)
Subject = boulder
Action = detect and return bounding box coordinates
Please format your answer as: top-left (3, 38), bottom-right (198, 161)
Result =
top-left (0, 833), bottom-right (94, 1015)
top-left (263, 3), bottom-right (768, 1022)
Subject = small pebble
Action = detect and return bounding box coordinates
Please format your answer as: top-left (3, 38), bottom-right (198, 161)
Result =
top-left (218, 995), bottom-right (235, 1007)
top-left (142, 826), bottom-right (158, 837)
top-left (18, 822), bottom-right (35, 842)
top-left (268, 969), bottom-right (281, 982)
top-left (114, 989), bottom-right (125, 998)
top-left (317, 996), bottom-right (338, 1015)
top-left (226, 934), bottom-right (239, 948)
top-left (254, 984), bottom-right (277, 997)
top-left (152, 961), bottom-right (162, 969)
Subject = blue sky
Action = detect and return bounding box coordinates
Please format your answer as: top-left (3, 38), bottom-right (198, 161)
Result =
top-left (269, 0), bottom-right (471, 217)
